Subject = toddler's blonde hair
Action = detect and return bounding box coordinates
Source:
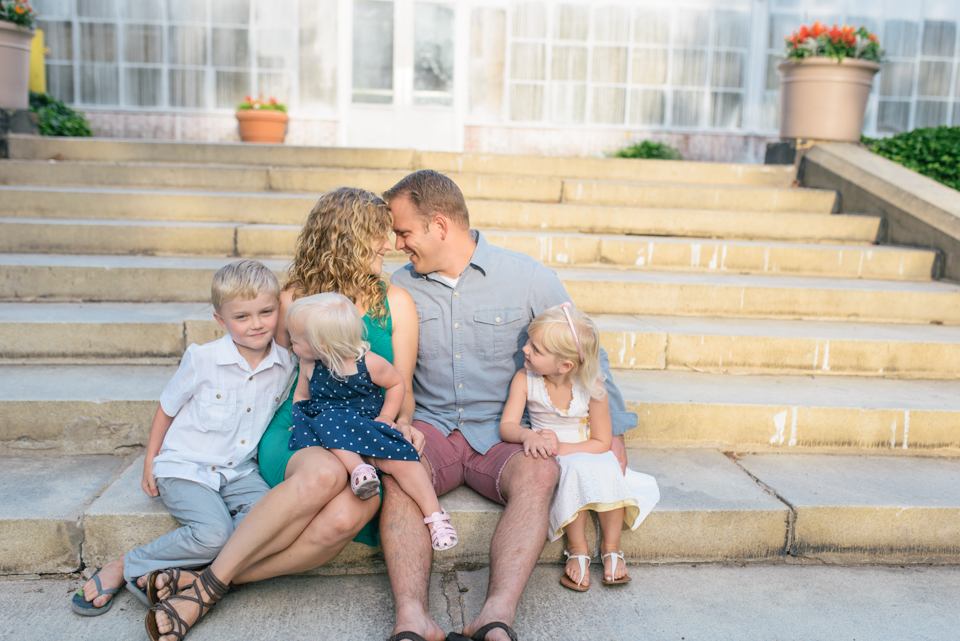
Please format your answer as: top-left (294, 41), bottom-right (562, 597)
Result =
top-left (211, 259), bottom-right (280, 313)
top-left (286, 292), bottom-right (370, 379)
top-left (528, 304), bottom-right (606, 399)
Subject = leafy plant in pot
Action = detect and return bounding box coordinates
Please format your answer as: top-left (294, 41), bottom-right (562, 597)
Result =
top-left (777, 22), bottom-right (885, 142)
top-left (0, 0), bottom-right (37, 110)
top-left (236, 95), bottom-right (289, 144)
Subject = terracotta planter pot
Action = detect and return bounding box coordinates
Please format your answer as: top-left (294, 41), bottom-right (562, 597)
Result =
top-left (777, 57), bottom-right (880, 142)
top-left (0, 22), bottom-right (35, 110)
top-left (236, 109), bottom-right (289, 143)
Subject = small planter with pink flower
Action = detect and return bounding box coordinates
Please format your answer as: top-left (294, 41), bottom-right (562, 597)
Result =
top-left (777, 22), bottom-right (885, 142)
top-left (0, 0), bottom-right (37, 110)
top-left (236, 95), bottom-right (289, 144)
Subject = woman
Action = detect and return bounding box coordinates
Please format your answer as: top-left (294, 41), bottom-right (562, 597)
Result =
top-left (146, 187), bottom-right (420, 641)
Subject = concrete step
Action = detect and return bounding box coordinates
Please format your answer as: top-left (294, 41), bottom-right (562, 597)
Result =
top-left (0, 454), bottom-right (126, 573)
top-left (5, 448), bottom-right (958, 576)
top-left (561, 179), bottom-right (836, 212)
top-left (80, 449), bottom-right (789, 574)
top-left (3, 365), bottom-right (959, 455)
top-left (620, 369), bottom-right (960, 451)
top-left (3, 304), bottom-right (958, 380)
top-left (0, 187), bottom-right (884, 243)
top-left (8, 134), bottom-right (797, 187)
top-left (0, 219), bottom-right (925, 280)
top-left (3, 255), bottom-right (957, 324)
top-left (0, 160), bottom-right (564, 203)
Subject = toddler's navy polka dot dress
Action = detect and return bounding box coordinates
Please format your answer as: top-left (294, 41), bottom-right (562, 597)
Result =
top-left (288, 355), bottom-right (419, 461)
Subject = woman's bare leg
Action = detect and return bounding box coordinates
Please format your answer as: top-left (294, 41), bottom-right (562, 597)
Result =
top-left (233, 482), bottom-right (380, 584)
top-left (152, 447), bottom-right (345, 641)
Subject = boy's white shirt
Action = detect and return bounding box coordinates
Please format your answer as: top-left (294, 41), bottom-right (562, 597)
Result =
top-left (154, 334), bottom-right (294, 491)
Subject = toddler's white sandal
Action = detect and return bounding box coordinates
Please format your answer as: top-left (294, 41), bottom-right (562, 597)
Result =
top-left (560, 550), bottom-right (591, 592)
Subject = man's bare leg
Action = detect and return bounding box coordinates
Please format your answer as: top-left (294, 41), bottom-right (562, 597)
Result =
top-left (460, 453), bottom-right (559, 641)
top-left (381, 458), bottom-right (446, 641)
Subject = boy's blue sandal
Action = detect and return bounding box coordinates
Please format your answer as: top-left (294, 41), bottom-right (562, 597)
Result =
top-left (126, 579), bottom-right (152, 607)
top-left (447, 622), bottom-right (518, 641)
top-left (71, 569), bottom-right (120, 616)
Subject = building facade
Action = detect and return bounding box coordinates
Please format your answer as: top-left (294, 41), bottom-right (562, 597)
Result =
top-left (33, 0), bottom-right (960, 162)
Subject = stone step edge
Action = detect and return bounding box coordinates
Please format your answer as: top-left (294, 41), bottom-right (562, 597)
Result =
top-left (2, 313), bottom-right (959, 380)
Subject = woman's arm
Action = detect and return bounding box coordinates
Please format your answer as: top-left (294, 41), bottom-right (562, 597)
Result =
top-left (499, 370), bottom-right (556, 459)
top-left (274, 287), bottom-right (296, 349)
top-left (557, 392), bottom-right (613, 456)
top-left (366, 351), bottom-right (405, 425)
top-left (385, 284), bottom-right (418, 426)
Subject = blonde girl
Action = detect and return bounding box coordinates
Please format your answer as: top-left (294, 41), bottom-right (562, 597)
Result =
top-left (287, 293), bottom-right (457, 551)
top-left (499, 303), bottom-right (659, 591)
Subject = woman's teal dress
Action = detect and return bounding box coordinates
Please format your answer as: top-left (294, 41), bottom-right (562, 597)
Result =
top-left (257, 303), bottom-right (393, 547)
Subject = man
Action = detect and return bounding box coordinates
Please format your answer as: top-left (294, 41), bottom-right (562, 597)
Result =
top-left (382, 170), bottom-right (635, 641)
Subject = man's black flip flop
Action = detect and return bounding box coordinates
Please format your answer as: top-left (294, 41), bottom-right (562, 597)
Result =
top-left (447, 622), bottom-right (518, 641)
top-left (388, 633), bottom-right (429, 641)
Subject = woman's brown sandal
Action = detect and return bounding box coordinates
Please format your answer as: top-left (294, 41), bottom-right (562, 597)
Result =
top-left (145, 567), bottom-right (229, 641)
top-left (146, 568), bottom-right (201, 605)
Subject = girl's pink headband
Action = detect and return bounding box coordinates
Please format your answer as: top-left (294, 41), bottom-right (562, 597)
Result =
top-left (560, 302), bottom-right (584, 363)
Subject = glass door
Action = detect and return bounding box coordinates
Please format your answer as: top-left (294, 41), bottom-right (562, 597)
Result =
top-left (347, 0), bottom-right (461, 150)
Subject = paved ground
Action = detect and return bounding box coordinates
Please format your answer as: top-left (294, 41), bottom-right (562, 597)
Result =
top-left (3, 563), bottom-right (959, 641)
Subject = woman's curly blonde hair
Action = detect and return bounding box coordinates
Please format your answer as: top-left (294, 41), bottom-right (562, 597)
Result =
top-left (286, 187), bottom-right (393, 324)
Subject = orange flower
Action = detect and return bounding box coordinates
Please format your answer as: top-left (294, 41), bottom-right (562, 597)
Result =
top-left (811, 21), bottom-right (826, 37)
top-left (869, 33), bottom-right (878, 43)
top-left (798, 25), bottom-right (809, 40)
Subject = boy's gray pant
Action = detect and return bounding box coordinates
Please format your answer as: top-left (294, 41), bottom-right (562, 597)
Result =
top-left (123, 471), bottom-right (270, 583)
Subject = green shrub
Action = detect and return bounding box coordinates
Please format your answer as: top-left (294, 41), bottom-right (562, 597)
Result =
top-left (611, 140), bottom-right (683, 161)
top-left (28, 92), bottom-right (93, 137)
top-left (862, 127), bottom-right (960, 191)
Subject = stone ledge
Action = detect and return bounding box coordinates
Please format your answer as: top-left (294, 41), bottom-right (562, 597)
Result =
top-left (801, 143), bottom-right (960, 281)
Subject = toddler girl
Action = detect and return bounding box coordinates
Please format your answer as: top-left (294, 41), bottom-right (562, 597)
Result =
top-left (500, 303), bottom-right (659, 590)
top-left (286, 293), bottom-right (457, 550)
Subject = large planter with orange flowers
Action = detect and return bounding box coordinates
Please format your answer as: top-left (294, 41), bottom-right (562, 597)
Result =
top-left (0, 21), bottom-right (35, 109)
top-left (777, 57), bottom-right (880, 142)
top-left (236, 109), bottom-right (289, 144)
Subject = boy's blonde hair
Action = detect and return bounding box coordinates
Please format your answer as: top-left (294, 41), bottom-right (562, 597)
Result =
top-left (528, 304), bottom-right (606, 399)
top-left (286, 292), bottom-right (370, 379)
top-left (211, 259), bottom-right (281, 313)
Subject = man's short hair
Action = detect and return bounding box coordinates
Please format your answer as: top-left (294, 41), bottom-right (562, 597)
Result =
top-left (382, 169), bottom-right (470, 230)
top-left (211, 259), bottom-right (281, 313)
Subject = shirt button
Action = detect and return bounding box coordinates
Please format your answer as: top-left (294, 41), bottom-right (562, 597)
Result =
top-left (241, 439), bottom-right (246, 444)
top-left (216, 394), bottom-right (221, 399)
top-left (455, 354), bottom-right (461, 359)
top-left (228, 462), bottom-right (233, 466)
top-left (247, 408), bottom-right (252, 412)
top-left (454, 323), bottom-right (460, 329)
top-left (457, 383), bottom-right (462, 389)
top-left (459, 421), bottom-right (464, 426)
top-left (496, 317), bottom-right (501, 323)
top-left (248, 376), bottom-right (253, 381)
top-left (211, 466), bottom-right (216, 471)
top-left (458, 408), bottom-right (464, 413)
top-left (275, 397), bottom-right (280, 402)
top-left (454, 292), bottom-right (459, 297)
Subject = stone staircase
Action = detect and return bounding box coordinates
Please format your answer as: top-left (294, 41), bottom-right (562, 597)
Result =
top-left (1, 135), bottom-right (959, 578)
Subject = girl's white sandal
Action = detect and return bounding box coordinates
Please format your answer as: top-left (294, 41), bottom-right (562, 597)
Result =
top-left (601, 550), bottom-right (632, 585)
top-left (560, 550), bottom-right (591, 592)
top-left (424, 510), bottom-right (458, 551)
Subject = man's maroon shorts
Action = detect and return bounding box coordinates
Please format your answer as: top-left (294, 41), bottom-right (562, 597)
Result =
top-left (414, 420), bottom-right (523, 505)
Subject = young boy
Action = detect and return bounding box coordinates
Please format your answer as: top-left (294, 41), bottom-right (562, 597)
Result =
top-left (72, 259), bottom-right (293, 616)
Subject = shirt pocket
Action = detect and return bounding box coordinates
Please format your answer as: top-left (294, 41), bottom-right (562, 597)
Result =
top-left (474, 307), bottom-right (524, 362)
top-left (197, 389), bottom-right (238, 431)
top-left (416, 304), bottom-right (441, 361)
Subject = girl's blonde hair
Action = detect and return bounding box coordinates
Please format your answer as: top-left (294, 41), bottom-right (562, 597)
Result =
top-left (286, 187), bottom-right (393, 325)
top-left (286, 293), bottom-right (370, 379)
top-left (528, 304), bottom-right (606, 399)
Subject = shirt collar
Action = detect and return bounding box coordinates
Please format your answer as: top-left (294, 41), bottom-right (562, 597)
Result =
top-left (466, 229), bottom-right (491, 277)
top-left (215, 334), bottom-right (284, 373)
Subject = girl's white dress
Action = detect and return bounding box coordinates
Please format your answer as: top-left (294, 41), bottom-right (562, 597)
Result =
top-left (526, 371), bottom-right (660, 541)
